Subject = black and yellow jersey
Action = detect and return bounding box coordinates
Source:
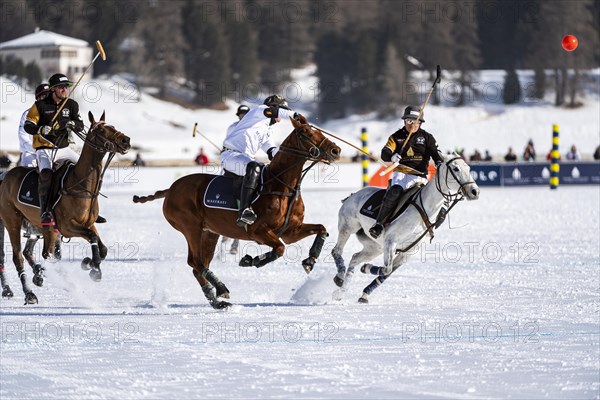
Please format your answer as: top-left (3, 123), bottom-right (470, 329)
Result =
top-left (24, 95), bottom-right (84, 149)
top-left (381, 127), bottom-right (443, 176)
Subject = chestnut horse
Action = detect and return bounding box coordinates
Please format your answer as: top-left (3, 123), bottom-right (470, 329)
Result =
top-left (133, 115), bottom-right (341, 309)
top-left (0, 112), bottom-right (131, 304)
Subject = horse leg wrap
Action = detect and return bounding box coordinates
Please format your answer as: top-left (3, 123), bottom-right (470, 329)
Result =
top-left (203, 269), bottom-right (230, 298)
top-left (254, 251), bottom-right (280, 268)
top-left (332, 251), bottom-right (346, 275)
top-left (363, 275), bottom-right (388, 295)
top-left (201, 283), bottom-right (216, 302)
top-left (309, 232), bottom-right (329, 259)
top-left (91, 242), bottom-right (101, 266)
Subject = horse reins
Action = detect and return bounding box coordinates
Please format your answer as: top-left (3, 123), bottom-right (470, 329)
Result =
top-left (396, 157), bottom-right (473, 254)
top-left (260, 126), bottom-right (332, 237)
top-left (60, 122), bottom-right (122, 225)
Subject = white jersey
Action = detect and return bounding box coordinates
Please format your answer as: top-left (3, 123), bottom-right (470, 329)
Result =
top-left (18, 109), bottom-right (37, 167)
top-left (226, 121), bottom-right (239, 136)
top-left (222, 105), bottom-right (294, 157)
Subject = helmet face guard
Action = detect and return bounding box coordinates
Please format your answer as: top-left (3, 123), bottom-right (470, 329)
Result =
top-left (264, 95), bottom-right (289, 110)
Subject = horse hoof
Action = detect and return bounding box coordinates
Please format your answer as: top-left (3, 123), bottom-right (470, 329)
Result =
top-left (81, 257), bottom-right (93, 270)
top-left (216, 283), bottom-right (230, 299)
top-left (358, 296), bottom-right (369, 304)
top-left (24, 291), bottom-right (38, 305)
top-left (89, 268), bottom-right (102, 282)
top-left (239, 255), bottom-right (253, 267)
top-left (211, 300), bottom-right (233, 309)
top-left (32, 274), bottom-right (44, 287)
top-left (2, 285), bottom-right (14, 298)
top-left (302, 257), bottom-right (316, 274)
top-left (333, 274), bottom-right (345, 287)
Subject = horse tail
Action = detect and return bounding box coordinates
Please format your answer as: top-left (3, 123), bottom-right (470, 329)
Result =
top-left (132, 189), bottom-right (169, 204)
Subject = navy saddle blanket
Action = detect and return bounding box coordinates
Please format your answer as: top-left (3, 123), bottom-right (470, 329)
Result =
top-left (359, 189), bottom-right (386, 219)
top-left (203, 175), bottom-right (239, 211)
top-left (17, 166), bottom-right (69, 209)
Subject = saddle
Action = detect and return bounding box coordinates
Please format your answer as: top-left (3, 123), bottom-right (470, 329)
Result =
top-left (17, 164), bottom-right (71, 209)
top-left (203, 170), bottom-right (263, 211)
top-left (359, 185), bottom-right (423, 222)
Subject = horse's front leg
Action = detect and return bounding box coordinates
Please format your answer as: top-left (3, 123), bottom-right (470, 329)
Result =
top-left (75, 227), bottom-right (104, 282)
top-left (239, 230), bottom-right (285, 269)
top-left (359, 251), bottom-right (406, 304)
top-left (282, 223), bottom-right (328, 274)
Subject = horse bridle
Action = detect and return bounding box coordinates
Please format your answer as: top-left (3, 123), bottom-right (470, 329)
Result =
top-left (72, 121), bottom-right (126, 154)
top-left (434, 156), bottom-right (476, 202)
top-left (278, 125), bottom-right (331, 163)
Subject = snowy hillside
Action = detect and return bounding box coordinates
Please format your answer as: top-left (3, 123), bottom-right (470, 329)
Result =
top-left (1, 67), bottom-right (599, 163)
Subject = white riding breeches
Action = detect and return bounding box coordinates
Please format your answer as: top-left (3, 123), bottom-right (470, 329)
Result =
top-left (391, 171), bottom-right (428, 189)
top-left (19, 152), bottom-right (37, 168)
top-left (220, 149), bottom-right (253, 176)
top-left (36, 147), bottom-right (79, 171)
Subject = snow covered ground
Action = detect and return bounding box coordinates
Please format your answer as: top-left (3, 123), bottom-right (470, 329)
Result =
top-left (1, 166), bottom-right (599, 399)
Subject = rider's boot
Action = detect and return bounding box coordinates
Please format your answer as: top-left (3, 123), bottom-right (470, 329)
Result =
top-left (236, 162), bottom-right (261, 227)
top-left (369, 184), bottom-right (403, 239)
top-left (38, 169), bottom-right (55, 232)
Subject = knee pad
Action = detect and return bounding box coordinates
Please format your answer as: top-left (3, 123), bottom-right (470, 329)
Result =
top-left (246, 161), bottom-right (262, 175)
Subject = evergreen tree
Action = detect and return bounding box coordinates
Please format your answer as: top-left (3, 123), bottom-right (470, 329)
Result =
top-left (452, 3), bottom-right (481, 106)
top-left (351, 30), bottom-right (379, 113)
top-left (503, 68), bottom-right (521, 104)
top-left (181, 1), bottom-right (230, 106)
top-left (379, 43), bottom-right (406, 117)
top-left (314, 31), bottom-right (348, 120)
top-left (24, 61), bottom-right (42, 86)
top-left (226, 18), bottom-right (260, 103)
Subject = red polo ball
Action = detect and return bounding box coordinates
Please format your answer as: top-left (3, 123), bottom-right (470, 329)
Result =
top-left (562, 35), bottom-right (578, 51)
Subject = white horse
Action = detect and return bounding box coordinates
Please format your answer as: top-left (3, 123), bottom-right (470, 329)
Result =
top-left (331, 153), bottom-right (480, 303)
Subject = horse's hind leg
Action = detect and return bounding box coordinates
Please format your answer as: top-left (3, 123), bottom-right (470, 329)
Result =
top-left (0, 220), bottom-right (14, 298)
top-left (188, 230), bottom-right (231, 309)
top-left (6, 223), bottom-right (38, 304)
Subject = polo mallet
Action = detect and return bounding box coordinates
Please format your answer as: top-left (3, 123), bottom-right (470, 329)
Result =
top-left (51, 40), bottom-right (107, 126)
top-left (309, 123), bottom-right (388, 168)
top-left (379, 64), bottom-right (442, 176)
top-left (192, 123), bottom-right (221, 152)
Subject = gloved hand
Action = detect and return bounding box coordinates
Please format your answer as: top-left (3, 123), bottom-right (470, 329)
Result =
top-left (293, 112), bottom-right (301, 121)
top-left (391, 153), bottom-right (401, 164)
top-left (37, 125), bottom-right (52, 136)
top-left (267, 147), bottom-right (278, 161)
top-left (65, 120), bottom-right (76, 131)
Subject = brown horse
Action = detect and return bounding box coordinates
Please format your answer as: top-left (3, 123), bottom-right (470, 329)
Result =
top-left (0, 112), bottom-right (131, 304)
top-left (133, 115), bottom-right (341, 309)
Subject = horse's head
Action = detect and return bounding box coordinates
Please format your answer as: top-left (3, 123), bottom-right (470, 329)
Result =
top-left (87, 111), bottom-right (131, 154)
top-left (288, 114), bottom-right (341, 163)
top-left (436, 153), bottom-right (480, 200)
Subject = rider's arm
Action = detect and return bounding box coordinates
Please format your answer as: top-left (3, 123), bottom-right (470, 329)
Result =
top-left (24, 103), bottom-right (41, 135)
top-left (380, 135), bottom-right (396, 162)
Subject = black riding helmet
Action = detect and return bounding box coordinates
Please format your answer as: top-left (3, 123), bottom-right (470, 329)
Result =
top-left (35, 83), bottom-right (50, 100)
top-left (263, 95), bottom-right (290, 110)
top-left (236, 104), bottom-right (250, 117)
top-left (48, 73), bottom-right (73, 88)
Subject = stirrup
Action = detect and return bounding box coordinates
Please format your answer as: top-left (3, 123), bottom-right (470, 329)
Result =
top-left (236, 208), bottom-right (257, 227)
top-left (369, 223), bottom-right (384, 239)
